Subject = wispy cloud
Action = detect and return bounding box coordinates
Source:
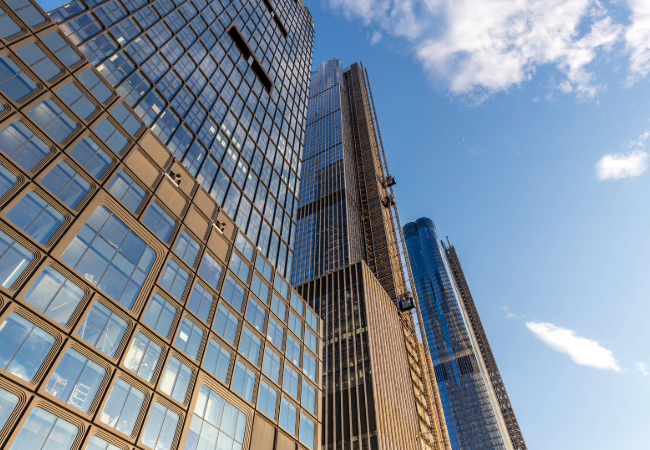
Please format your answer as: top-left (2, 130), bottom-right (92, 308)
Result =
top-left (596, 130), bottom-right (650, 180)
top-left (502, 306), bottom-right (523, 320)
top-left (635, 362), bottom-right (649, 376)
top-left (526, 321), bottom-right (621, 372)
top-left (370, 30), bottom-right (382, 45)
top-left (325, 0), bottom-right (650, 100)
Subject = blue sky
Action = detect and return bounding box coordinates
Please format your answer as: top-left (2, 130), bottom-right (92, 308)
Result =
top-left (36, 0), bottom-right (650, 447)
top-left (301, 0), bottom-right (650, 448)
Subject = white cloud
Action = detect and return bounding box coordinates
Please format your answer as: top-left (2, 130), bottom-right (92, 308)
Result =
top-left (625, 0), bottom-right (650, 84)
top-left (635, 362), bottom-right (649, 376)
top-left (596, 150), bottom-right (649, 180)
top-left (526, 321), bottom-right (621, 372)
top-left (324, 0), bottom-right (650, 99)
top-left (370, 30), bottom-right (383, 45)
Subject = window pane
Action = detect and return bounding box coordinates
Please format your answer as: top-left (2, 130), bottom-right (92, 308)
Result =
top-left (44, 348), bottom-right (105, 412)
top-left (187, 283), bottom-right (213, 323)
top-left (61, 206), bottom-right (155, 309)
top-left (159, 259), bottom-right (189, 301)
top-left (299, 414), bottom-right (315, 450)
top-left (0, 313), bottom-right (55, 382)
top-left (141, 402), bottom-right (179, 450)
top-left (0, 164), bottom-right (17, 198)
top-left (212, 305), bottom-right (238, 345)
top-left (0, 121), bottom-right (50, 171)
top-left (100, 378), bottom-right (145, 435)
top-left (0, 56), bottom-right (37, 102)
top-left (262, 347), bottom-right (281, 383)
top-left (203, 339), bottom-right (231, 382)
top-left (160, 357), bottom-right (192, 403)
top-left (238, 326), bottom-right (260, 365)
top-left (302, 380), bottom-right (316, 416)
top-left (68, 136), bottom-right (112, 179)
top-left (197, 252), bottom-right (221, 290)
top-left (231, 362), bottom-right (255, 402)
top-left (257, 380), bottom-right (277, 419)
top-left (77, 302), bottom-right (127, 357)
top-left (142, 293), bottom-right (176, 338)
top-left (143, 202), bottom-right (175, 243)
top-left (174, 317), bottom-right (203, 360)
top-left (279, 398), bottom-right (296, 435)
top-left (41, 161), bottom-right (91, 209)
top-left (266, 317), bottom-right (284, 351)
top-left (173, 230), bottom-right (199, 267)
top-left (0, 229), bottom-right (34, 288)
top-left (23, 266), bottom-right (84, 325)
top-left (14, 43), bottom-right (61, 82)
top-left (9, 408), bottom-right (77, 450)
top-left (26, 98), bottom-right (77, 144)
top-left (221, 275), bottom-right (244, 311)
top-left (57, 82), bottom-right (97, 120)
top-left (6, 191), bottom-right (65, 244)
top-left (124, 332), bottom-right (161, 383)
top-left (0, 387), bottom-right (19, 431)
top-left (86, 436), bottom-right (122, 450)
top-left (106, 170), bottom-right (145, 213)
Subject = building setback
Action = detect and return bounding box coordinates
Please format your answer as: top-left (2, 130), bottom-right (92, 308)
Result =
top-left (294, 60), bottom-right (451, 450)
top-left (0, 0), bottom-right (322, 450)
top-left (404, 218), bottom-right (520, 450)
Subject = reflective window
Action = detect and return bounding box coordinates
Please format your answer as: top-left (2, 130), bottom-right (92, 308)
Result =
top-left (174, 317), bottom-right (203, 360)
top-left (0, 164), bottom-right (18, 197)
top-left (288, 312), bottom-right (302, 339)
top-left (279, 398), bottom-right (296, 435)
top-left (283, 365), bottom-right (299, 400)
top-left (303, 352), bottom-right (317, 382)
top-left (0, 313), bottom-right (55, 382)
top-left (0, 7), bottom-right (22, 40)
top-left (135, 90), bottom-right (165, 126)
top-left (251, 274), bottom-right (269, 303)
top-left (187, 283), bottom-right (213, 323)
top-left (213, 304), bottom-right (238, 346)
top-left (271, 294), bottom-right (286, 321)
top-left (41, 161), bottom-right (91, 209)
top-left (14, 43), bottom-right (61, 82)
top-left (61, 206), bottom-right (155, 309)
top-left (86, 435), bottom-right (122, 450)
top-left (0, 387), bottom-right (18, 431)
top-left (0, 55), bottom-right (37, 103)
top-left (44, 348), bottom-right (105, 412)
top-left (23, 267), bottom-right (84, 325)
top-left (26, 98), bottom-right (77, 144)
top-left (0, 229), bottom-right (34, 288)
top-left (245, 297), bottom-right (265, 332)
top-left (203, 338), bottom-right (231, 382)
top-left (229, 252), bottom-right (249, 282)
top-left (0, 121), bottom-right (50, 171)
top-left (159, 259), bottom-right (189, 301)
top-left (231, 361), bottom-right (255, 402)
top-left (198, 252), bottom-right (222, 290)
top-left (184, 385), bottom-right (246, 450)
top-left (266, 317), bottom-right (284, 351)
top-left (69, 136), bottom-right (112, 179)
top-left (142, 293), bottom-right (176, 338)
top-left (124, 332), bottom-right (161, 382)
top-left (107, 170), bottom-right (145, 213)
top-left (302, 380), bottom-right (316, 415)
top-left (257, 380), bottom-right (277, 419)
top-left (94, 118), bottom-right (128, 154)
top-left (262, 346), bottom-right (281, 384)
top-left (305, 328), bottom-right (317, 354)
top-left (41, 32), bottom-right (81, 68)
top-left (221, 274), bottom-right (245, 312)
top-left (77, 302), bottom-right (128, 357)
top-left (286, 336), bottom-right (301, 368)
top-left (6, 191), bottom-right (64, 245)
top-left (234, 232), bottom-right (254, 260)
top-left (160, 356), bottom-right (192, 403)
top-left (9, 407), bottom-right (77, 450)
top-left (238, 326), bottom-right (261, 365)
top-left (57, 82), bottom-right (97, 120)
top-left (174, 230), bottom-right (199, 267)
top-left (143, 202), bottom-right (175, 243)
top-left (111, 103), bottom-right (142, 136)
top-left (290, 292), bottom-right (304, 316)
top-left (300, 414), bottom-right (315, 450)
top-left (255, 255), bottom-right (272, 281)
top-left (274, 276), bottom-right (288, 299)
top-left (306, 309), bottom-right (318, 332)
top-left (141, 402), bottom-right (179, 450)
top-left (6, 0), bottom-right (46, 27)
top-left (78, 69), bottom-right (112, 103)
top-left (100, 378), bottom-right (145, 435)
top-left (56, 12), bottom-right (102, 46)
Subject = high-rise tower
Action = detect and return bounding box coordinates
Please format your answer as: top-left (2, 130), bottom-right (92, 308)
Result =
top-left (0, 1), bottom-right (323, 450)
top-left (404, 218), bottom-right (524, 450)
top-left (294, 60), bottom-right (451, 450)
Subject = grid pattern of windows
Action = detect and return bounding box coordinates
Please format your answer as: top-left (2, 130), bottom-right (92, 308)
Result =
top-left (0, 2), bottom-right (320, 450)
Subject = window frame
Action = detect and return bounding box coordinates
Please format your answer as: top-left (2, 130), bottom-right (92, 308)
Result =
top-left (121, 326), bottom-right (165, 386)
top-left (95, 372), bottom-right (150, 442)
top-left (36, 154), bottom-right (96, 212)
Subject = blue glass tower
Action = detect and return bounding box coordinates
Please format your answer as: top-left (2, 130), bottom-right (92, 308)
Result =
top-left (404, 218), bottom-right (513, 450)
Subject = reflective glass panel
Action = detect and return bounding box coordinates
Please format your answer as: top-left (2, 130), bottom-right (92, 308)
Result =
top-left (0, 313), bottom-right (55, 382)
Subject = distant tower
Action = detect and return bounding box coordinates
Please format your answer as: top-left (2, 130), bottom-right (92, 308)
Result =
top-left (294, 60), bottom-right (451, 450)
top-left (404, 218), bottom-right (525, 450)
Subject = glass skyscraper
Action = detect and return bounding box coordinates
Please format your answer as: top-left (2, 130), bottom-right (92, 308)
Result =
top-left (294, 60), bottom-right (451, 450)
top-left (404, 217), bottom-right (523, 450)
top-left (0, 0), bottom-right (322, 449)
